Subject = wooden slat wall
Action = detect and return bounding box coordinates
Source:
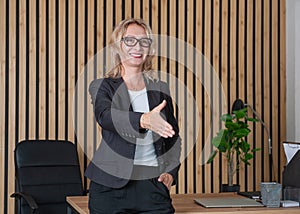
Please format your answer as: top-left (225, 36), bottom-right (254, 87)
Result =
top-left (0, 0), bottom-right (287, 213)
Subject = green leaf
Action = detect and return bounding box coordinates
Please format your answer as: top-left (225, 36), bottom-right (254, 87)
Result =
top-left (246, 117), bottom-right (259, 122)
top-left (218, 142), bottom-right (228, 153)
top-left (240, 141), bottom-right (250, 153)
top-left (207, 150), bottom-right (218, 163)
top-left (212, 130), bottom-right (226, 148)
top-left (234, 128), bottom-right (250, 138)
top-left (240, 158), bottom-right (251, 165)
top-left (225, 121), bottom-right (240, 130)
top-left (221, 114), bottom-right (233, 122)
top-left (234, 109), bottom-right (247, 119)
top-left (238, 121), bottom-right (249, 128)
top-left (244, 153), bottom-right (253, 161)
top-left (251, 148), bottom-right (261, 152)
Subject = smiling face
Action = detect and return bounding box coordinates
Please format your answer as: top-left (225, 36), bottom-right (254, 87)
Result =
top-left (119, 23), bottom-right (151, 70)
top-left (107, 18), bottom-right (155, 78)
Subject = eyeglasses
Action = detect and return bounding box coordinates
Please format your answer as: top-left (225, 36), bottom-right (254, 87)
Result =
top-left (121, 37), bottom-right (152, 48)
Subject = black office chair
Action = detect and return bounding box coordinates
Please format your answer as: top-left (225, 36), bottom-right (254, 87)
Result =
top-left (11, 140), bottom-right (84, 214)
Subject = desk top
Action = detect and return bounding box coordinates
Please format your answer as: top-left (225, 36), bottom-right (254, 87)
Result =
top-left (67, 193), bottom-right (300, 214)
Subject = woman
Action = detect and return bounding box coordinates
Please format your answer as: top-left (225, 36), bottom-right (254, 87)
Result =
top-left (85, 18), bottom-right (181, 214)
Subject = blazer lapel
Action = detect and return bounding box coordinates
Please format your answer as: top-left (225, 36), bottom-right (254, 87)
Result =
top-left (145, 79), bottom-right (161, 111)
top-left (111, 77), bottom-right (133, 111)
top-left (112, 77), bottom-right (161, 112)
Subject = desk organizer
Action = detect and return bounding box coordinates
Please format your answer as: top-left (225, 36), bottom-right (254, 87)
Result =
top-left (260, 182), bottom-right (282, 208)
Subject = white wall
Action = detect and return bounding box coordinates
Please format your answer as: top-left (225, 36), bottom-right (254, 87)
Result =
top-left (286, 0), bottom-right (300, 142)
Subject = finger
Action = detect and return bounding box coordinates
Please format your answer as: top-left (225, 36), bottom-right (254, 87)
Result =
top-left (158, 173), bottom-right (170, 181)
top-left (163, 129), bottom-right (174, 138)
top-left (162, 121), bottom-right (173, 131)
top-left (166, 175), bottom-right (173, 189)
top-left (158, 173), bottom-right (165, 182)
top-left (162, 131), bottom-right (174, 138)
top-left (158, 173), bottom-right (173, 190)
top-left (154, 100), bottom-right (167, 112)
top-left (152, 124), bottom-right (171, 138)
top-left (165, 181), bottom-right (172, 190)
top-left (160, 121), bottom-right (174, 135)
top-left (163, 125), bottom-right (175, 137)
top-left (164, 124), bottom-right (175, 134)
top-left (159, 130), bottom-right (172, 138)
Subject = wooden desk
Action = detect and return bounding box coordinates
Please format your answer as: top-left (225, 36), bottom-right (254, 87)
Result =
top-left (67, 195), bottom-right (88, 214)
top-left (67, 193), bottom-right (300, 214)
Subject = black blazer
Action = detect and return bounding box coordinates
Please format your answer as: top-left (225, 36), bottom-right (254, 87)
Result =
top-left (85, 77), bottom-right (181, 188)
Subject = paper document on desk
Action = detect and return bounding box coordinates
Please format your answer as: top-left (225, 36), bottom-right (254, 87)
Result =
top-left (283, 142), bottom-right (300, 164)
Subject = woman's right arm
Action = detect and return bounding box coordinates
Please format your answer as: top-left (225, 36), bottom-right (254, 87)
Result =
top-left (89, 79), bottom-right (147, 138)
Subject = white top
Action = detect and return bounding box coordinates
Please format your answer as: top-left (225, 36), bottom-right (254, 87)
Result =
top-left (128, 88), bottom-right (158, 166)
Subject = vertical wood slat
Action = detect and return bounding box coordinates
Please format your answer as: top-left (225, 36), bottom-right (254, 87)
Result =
top-left (263, 0), bottom-right (271, 182)
top-left (48, 0), bottom-right (56, 139)
top-left (212, 0), bottom-right (220, 193)
top-left (177, 0), bottom-right (185, 194)
top-left (220, 0), bottom-right (229, 189)
top-left (254, 0), bottom-right (263, 188)
top-left (238, 0), bottom-right (246, 191)
top-left (68, 0), bottom-right (76, 144)
top-left (8, 0), bottom-right (16, 213)
top-left (39, 0), bottom-right (46, 139)
top-left (279, 0), bottom-right (287, 183)
top-left (203, 0), bottom-right (212, 193)
top-left (76, 0), bottom-right (86, 188)
top-left (246, 0), bottom-right (255, 192)
top-left (86, 0), bottom-right (95, 185)
top-left (271, 0), bottom-right (279, 182)
top-left (115, 0), bottom-right (123, 24)
top-left (0, 0), bottom-right (6, 210)
top-left (29, 0), bottom-right (36, 140)
top-left (195, 0), bottom-right (203, 194)
top-left (0, 0), bottom-right (287, 212)
top-left (58, 0), bottom-right (66, 140)
top-left (168, 0), bottom-right (178, 194)
top-left (186, 0), bottom-right (195, 194)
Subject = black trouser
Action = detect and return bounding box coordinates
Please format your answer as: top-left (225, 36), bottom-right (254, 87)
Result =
top-left (88, 167), bottom-right (175, 214)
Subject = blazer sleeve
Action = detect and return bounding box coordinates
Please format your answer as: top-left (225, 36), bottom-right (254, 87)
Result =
top-left (89, 78), bottom-right (147, 139)
top-left (160, 82), bottom-right (182, 185)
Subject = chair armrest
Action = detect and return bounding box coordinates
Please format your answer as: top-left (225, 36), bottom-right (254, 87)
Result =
top-left (11, 192), bottom-right (39, 211)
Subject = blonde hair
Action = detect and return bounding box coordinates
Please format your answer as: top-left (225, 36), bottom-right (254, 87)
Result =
top-left (106, 18), bottom-right (156, 79)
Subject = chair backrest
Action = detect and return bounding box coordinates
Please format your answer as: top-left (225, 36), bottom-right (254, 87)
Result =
top-left (15, 140), bottom-right (84, 214)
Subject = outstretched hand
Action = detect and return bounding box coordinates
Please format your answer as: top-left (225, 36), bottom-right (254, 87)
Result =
top-left (140, 100), bottom-right (175, 138)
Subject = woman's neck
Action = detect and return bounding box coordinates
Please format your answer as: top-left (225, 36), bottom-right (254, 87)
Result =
top-left (121, 68), bottom-right (145, 91)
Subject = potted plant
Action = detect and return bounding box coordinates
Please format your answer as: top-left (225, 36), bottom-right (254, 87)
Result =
top-left (207, 107), bottom-right (260, 192)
